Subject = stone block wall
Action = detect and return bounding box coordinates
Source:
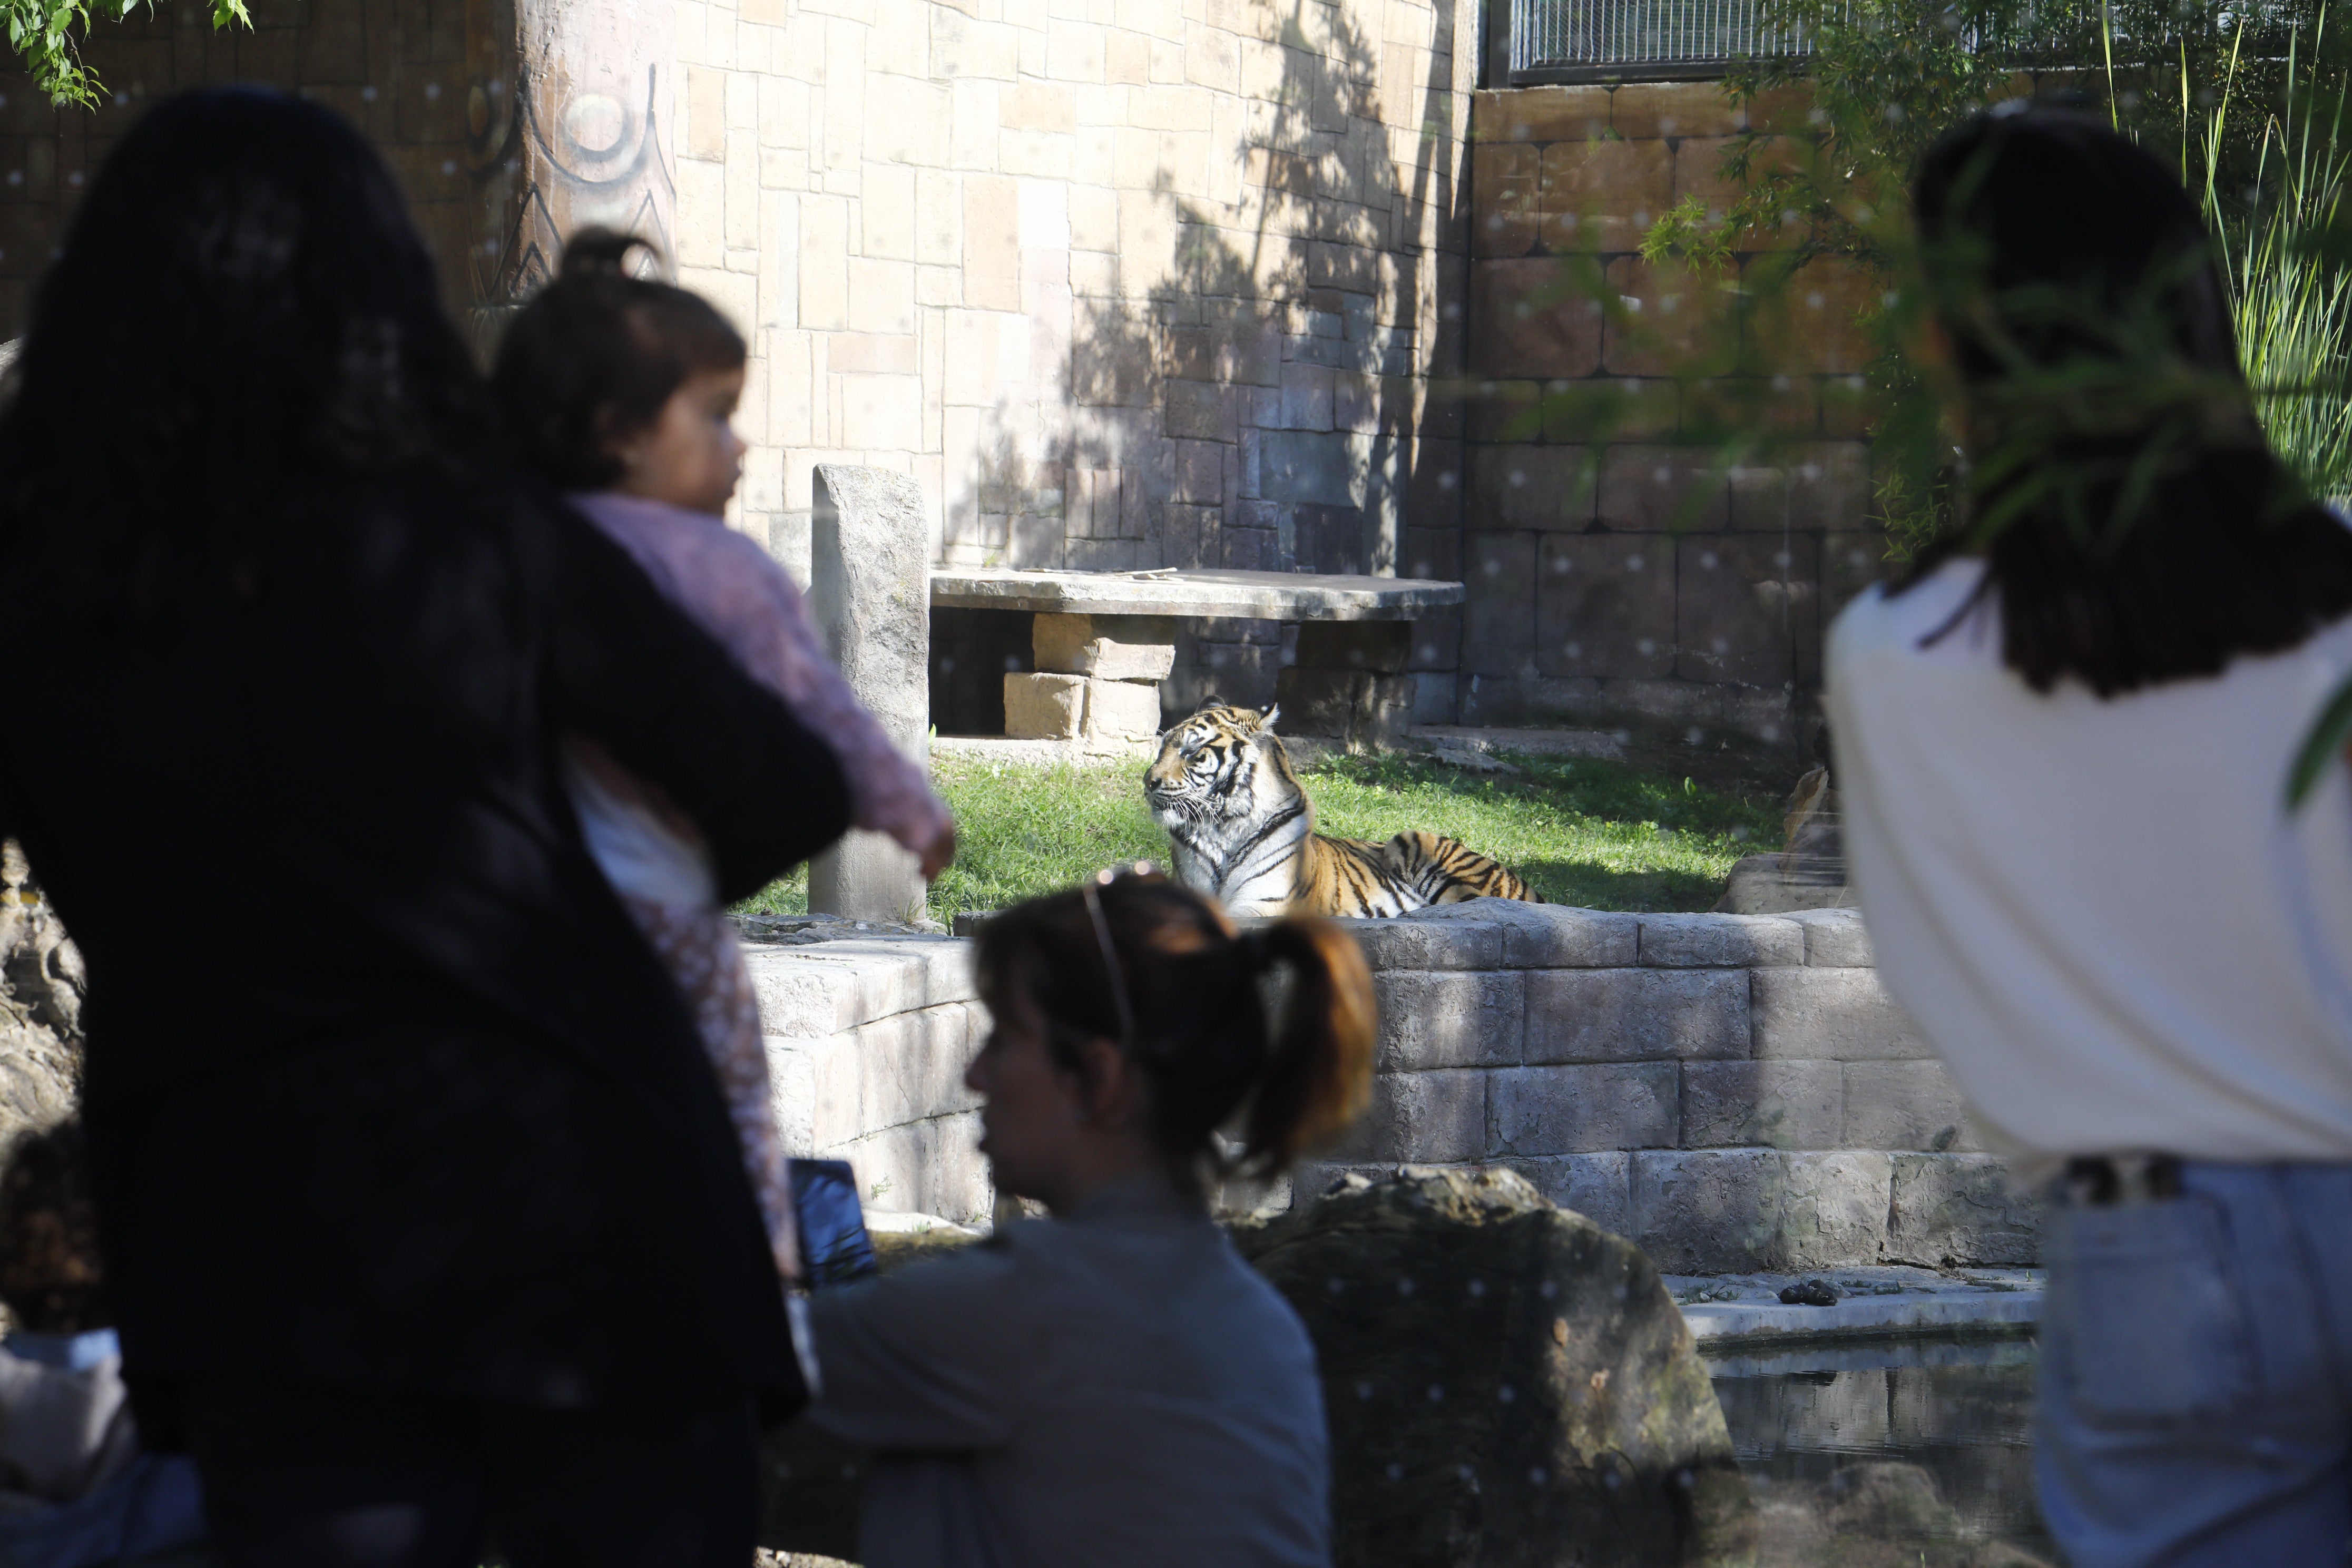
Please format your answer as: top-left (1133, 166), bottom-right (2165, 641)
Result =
top-left (1449, 81), bottom-right (1896, 747)
top-left (0, 0), bottom-right (507, 343)
top-left (744, 933), bottom-right (994, 1223)
top-left (1299, 900), bottom-right (2040, 1271)
top-left (669, 0), bottom-right (1481, 612)
top-left (743, 903), bottom-right (2037, 1271)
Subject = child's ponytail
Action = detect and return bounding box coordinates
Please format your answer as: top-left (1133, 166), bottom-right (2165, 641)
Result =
top-left (1240, 918), bottom-right (1374, 1171)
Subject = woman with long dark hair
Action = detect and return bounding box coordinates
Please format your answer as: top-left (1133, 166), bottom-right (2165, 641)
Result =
top-left (801, 870), bottom-right (1372, 1567)
top-left (0, 87), bottom-right (851, 1566)
top-left (1828, 110), bottom-right (2352, 1566)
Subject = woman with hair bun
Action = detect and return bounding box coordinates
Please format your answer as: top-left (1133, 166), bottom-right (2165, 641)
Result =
top-left (801, 868), bottom-right (1374, 1568)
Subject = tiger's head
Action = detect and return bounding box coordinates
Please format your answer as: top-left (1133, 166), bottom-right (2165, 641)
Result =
top-left (1142, 702), bottom-right (1302, 837)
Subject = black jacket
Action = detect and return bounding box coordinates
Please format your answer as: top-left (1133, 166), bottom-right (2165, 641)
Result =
top-left (0, 472), bottom-right (850, 1424)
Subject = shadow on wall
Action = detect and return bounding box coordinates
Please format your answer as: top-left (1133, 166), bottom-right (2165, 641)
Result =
top-left (936, 0), bottom-right (1473, 719)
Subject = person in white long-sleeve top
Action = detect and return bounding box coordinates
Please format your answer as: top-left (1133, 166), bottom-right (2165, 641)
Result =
top-left (1827, 109), bottom-right (2352, 1568)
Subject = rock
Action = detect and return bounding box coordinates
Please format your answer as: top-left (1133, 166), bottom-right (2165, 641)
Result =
top-left (0, 842), bottom-right (81, 1148)
top-left (1232, 1166), bottom-right (1753, 1568)
top-left (1777, 1277), bottom-right (1842, 1306)
top-left (807, 465), bottom-right (929, 924)
top-left (1717, 853), bottom-right (1856, 915)
top-left (1826, 1463), bottom-right (1961, 1541)
top-left (1714, 764), bottom-right (1854, 915)
top-left (1426, 742), bottom-right (1522, 775)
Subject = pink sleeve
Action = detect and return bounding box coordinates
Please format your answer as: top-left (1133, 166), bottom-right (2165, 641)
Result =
top-left (751, 571), bottom-right (955, 855)
top-left (570, 494), bottom-right (951, 858)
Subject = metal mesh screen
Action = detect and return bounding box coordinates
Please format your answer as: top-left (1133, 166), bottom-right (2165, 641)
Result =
top-left (1510, 0), bottom-right (1817, 75)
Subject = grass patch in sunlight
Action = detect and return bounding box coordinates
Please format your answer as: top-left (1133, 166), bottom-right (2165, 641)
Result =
top-left (732, 747), bottom-right (1781, 923)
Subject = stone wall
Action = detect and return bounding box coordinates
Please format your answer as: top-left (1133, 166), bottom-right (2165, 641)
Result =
top-left (1452, 81), bottom-right (1893, 748)
top-left (1304, 900), bottom-right (2039, 1271)
top-left (0, 0), bottom-right (520, 345)
top-left (12, 6), bottom-right (1909, 747)
top-left (669, 0), bottom-right (1480, 605)
top-left (743, 931), bottom-right (994, 1224)
top-left (754, 902), bottom-right (2039, 1271)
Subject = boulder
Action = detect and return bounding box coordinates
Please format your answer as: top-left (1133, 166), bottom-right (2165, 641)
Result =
top-left (0, 841), bottom-right (81, 1147)
top-left (1233, 1167), bottom-right (1754, 1568)
top-left (1746, 1458), bottom-right (2056, 1567)
top-left (1716, 763), bottom-right (1853, 916)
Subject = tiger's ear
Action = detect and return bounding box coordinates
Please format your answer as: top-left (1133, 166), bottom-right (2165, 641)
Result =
top-left (1253, 704), bottom-right (1281, 734)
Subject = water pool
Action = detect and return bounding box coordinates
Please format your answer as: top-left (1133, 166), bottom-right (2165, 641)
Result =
top-left (1708, 1334), bottom-right (2060, 1567)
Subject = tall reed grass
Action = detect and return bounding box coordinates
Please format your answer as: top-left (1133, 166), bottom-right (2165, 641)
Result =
top-left (2205, 26), bottom-right (2352, 804)
top-left (2200, 23), bottom-right (2352, 504)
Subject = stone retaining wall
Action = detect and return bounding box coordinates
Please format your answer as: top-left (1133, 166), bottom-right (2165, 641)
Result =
top-left (742, 901), bottom-right (2041, 1270)
top-left (1302, 900), bottom-right (2040, 1272)
top-left (743, 933), bottom-right (994, 1226)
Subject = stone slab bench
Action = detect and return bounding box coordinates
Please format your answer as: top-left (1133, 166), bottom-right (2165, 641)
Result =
top-left (929, 567), bottom-right (1466, 752)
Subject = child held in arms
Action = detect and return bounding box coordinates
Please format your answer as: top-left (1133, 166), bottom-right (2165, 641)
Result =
top-left (0, 1120), bottom-right (207, 1567)
top-left (493, 233), bottom-right (956, 1281)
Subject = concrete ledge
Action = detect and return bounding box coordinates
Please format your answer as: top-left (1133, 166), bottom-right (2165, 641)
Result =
top-left (1669, 1267), bottom-right (2043, 1347)
top-left (929, 566), bottom-right (1465, 620)
top-left (742, 937), bottom-right (976, 1039)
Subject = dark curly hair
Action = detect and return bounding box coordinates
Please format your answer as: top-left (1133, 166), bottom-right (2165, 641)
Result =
top-left (490, 230), bottom-right (748, 492)
top-left (0, 86), bottom-right (497, 631)
top-left (0, 1121), bottom-right (105, 1335)
top-left (1903, 110), bottom-right (2352, 695)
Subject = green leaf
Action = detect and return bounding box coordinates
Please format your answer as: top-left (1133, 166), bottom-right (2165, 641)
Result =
top-left (2288, 672), bottom-right (2352, 808)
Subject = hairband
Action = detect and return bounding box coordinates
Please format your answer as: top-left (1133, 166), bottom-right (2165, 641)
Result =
top-left (1080, 872), bottom-right (1137, 1051)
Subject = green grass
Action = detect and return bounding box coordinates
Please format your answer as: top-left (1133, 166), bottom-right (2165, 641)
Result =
top-left (733, 748), bottom-right (1782, 922)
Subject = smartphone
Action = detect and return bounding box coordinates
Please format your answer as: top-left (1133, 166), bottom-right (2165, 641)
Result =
top-left (789, 1157), bottom-right (878, 1288)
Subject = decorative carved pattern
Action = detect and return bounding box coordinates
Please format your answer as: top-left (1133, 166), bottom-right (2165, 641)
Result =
top-left (463, 0), bottom-right (677, 334)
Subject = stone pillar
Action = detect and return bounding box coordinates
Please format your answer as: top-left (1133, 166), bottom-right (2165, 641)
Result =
top-left (808, 466), bottom-right (931, 923)
top-left (1004, 615), bottom-right (1177, 749)
top-left (1273, 622), bottom-right (1416, 752)
top-left (462, 0), bottom-right (679, 355)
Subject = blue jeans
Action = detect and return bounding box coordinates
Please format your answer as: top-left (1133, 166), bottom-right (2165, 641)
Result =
top-left (2038, 1161), bottom-right (2352, 1568)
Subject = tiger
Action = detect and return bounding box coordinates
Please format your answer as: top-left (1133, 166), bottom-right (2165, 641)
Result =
top-left (1142, 702), bottom-right (1542, 918)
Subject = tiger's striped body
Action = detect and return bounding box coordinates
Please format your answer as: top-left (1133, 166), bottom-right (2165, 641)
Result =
top-left (1142, 703), bottom-right (1541, 917)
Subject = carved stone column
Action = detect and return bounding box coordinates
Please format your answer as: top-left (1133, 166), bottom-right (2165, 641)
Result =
top-left (461, 0), bottom-right (677, 351)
